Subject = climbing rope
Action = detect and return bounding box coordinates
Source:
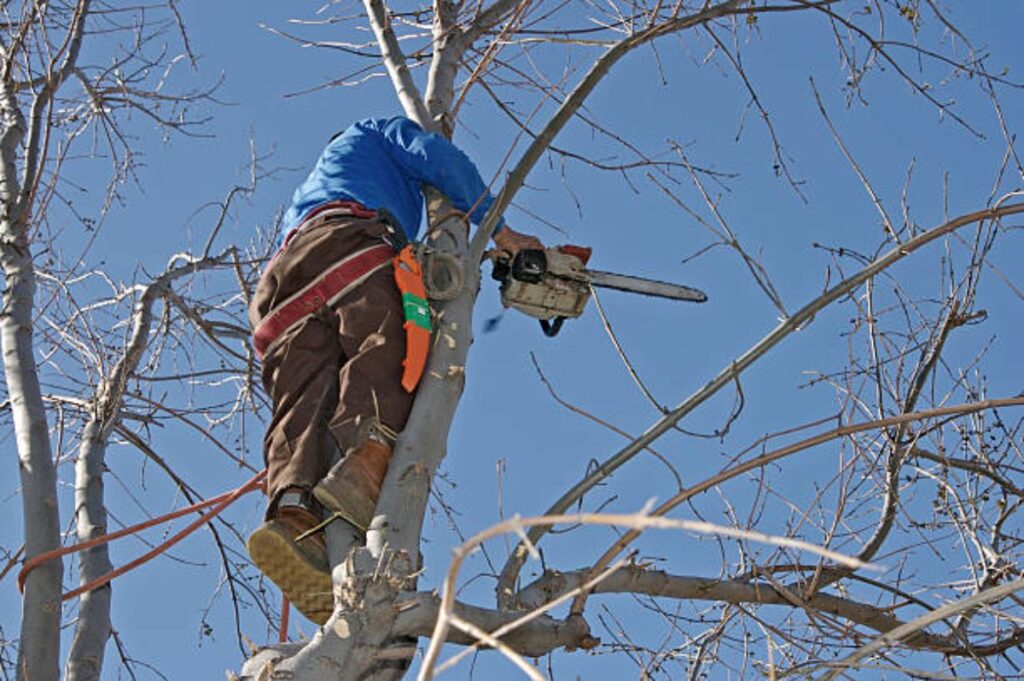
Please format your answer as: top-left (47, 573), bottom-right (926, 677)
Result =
top-left (416, 243), bottom-right (464, 302)
top-left (279, 594), bottom-right (291, 642)
top-left (416, 209), bottom-right (469, 302)
top-left (18, 469), bottom-right (267, 600)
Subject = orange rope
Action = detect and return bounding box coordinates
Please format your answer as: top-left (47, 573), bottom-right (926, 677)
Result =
top-left (18, 470), bottom-right (267, 599)
top-left (0, 545), bottom-right (25, 584)
top-left (279, 594), bottom-right (291, 642)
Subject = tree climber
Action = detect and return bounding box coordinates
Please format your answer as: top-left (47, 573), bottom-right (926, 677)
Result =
top-left (246, 115), bottom-right (543, 623)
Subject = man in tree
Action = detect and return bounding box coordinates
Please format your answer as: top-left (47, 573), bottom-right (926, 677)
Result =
top-left (246, 115), bottom-right (542, 622)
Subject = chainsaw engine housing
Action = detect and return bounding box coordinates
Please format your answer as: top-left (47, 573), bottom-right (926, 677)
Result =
top-left (495, 246), bottom-right (592, 321)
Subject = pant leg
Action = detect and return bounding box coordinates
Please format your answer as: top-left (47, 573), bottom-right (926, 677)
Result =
top-left (327, 265), bottom-right (415, 454)
top-left (257, 315), bottom-right (342, 501)
top-left (250, 215), bottom-right (389, 502)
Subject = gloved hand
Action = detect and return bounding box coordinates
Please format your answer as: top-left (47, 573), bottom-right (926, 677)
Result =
top-left (492, 226), bottom-right (543, 256)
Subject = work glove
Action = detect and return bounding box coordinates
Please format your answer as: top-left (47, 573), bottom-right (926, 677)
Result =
top-left (492, 226), bottom-right (544, 256)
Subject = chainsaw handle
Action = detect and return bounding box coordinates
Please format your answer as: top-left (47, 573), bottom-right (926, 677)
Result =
top-left (489, 248), bottom-right (547, 284)
top-left (540, 317), bottom-right (565, 337)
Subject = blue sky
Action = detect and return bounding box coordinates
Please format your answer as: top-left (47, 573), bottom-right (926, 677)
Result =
top-left (3, 1), bottom-right (1023, 679)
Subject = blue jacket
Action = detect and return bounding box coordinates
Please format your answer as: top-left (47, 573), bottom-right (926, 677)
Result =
top-left (281, 116), bottom-right (505, 244)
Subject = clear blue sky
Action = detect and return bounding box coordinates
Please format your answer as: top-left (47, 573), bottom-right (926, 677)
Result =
top-left (3, 2), bottom-right (1023, 678)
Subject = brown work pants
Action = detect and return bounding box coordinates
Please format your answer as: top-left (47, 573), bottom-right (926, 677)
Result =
top-left (250, 216), bottom-right (415, 506)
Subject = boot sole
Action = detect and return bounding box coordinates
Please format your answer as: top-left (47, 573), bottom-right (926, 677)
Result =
top-left (313, 481), bottom-right (375, 531)
top-left (247, 525), bottom-right (333, 625)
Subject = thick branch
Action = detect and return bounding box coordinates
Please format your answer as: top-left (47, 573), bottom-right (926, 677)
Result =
top-left (394, 592), bottom-right (590, 657)
top-left (368, 201), bottom-right (473, 560)
top-left (363, 0), bottom-right (431, 124)
top-left (3, 9), bottom-right (94, 679)
top-left (822, 576), bottom-right (1024, 678)
top-left (0, 15), bottom-right (64, 679)
top-left (424, 510), bottom-right (873, 677)
top-left (423, 0), bottom-right (463, 127)
top-left (65, 419), bottom-right (115, 681)
top-left (238, 590), bottom-right (589, 680)
top-left (519, 566), bottom-right (1024, 657)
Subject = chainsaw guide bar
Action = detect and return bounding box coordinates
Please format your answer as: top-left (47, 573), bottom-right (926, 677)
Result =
top-left (585, 269), bottom-right (708, 303)
top-left (491, 245), bottom-right (707, 337)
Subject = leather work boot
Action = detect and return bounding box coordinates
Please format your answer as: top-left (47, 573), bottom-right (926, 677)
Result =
top-left (313, 439), bottom-right (391, 531)
top-left (247, 496), bottom-right (333, 625)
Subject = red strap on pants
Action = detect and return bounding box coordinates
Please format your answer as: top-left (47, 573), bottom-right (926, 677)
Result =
top-left (252, 244), bottom-right (394, 359)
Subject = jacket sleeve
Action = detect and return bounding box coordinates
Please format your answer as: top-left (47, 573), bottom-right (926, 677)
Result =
top-left (378, 116), bottom-right (506, 231)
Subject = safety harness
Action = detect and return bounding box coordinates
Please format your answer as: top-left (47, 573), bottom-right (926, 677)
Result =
top-left (252, 201), bottom-right (431, 393)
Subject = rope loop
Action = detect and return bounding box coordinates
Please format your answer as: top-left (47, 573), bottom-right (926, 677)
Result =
top-left (416, 244), bottom-right (464, 301)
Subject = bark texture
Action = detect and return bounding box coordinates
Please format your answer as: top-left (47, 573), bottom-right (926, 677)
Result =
top-left (3, 228), bottom-right (63, 681)
top-left (65, 422), bottom-right (114, 681)
top-left (1, 3), bottom-right (93, 678)
top-left (519, 566), bottom-right (1024, 656)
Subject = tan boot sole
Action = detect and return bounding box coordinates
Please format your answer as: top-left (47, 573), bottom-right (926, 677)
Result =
top-left (247, 524), bottom-right (333, 625)
top-left (313, 480), bottom-right (375, 531)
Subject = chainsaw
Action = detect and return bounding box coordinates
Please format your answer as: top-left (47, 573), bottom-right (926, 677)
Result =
top-left (490, 245), bottom-right (707, 336)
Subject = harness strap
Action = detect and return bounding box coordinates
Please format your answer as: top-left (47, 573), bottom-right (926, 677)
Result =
top-left (253, 243), bottom-right (394, 359)
top-left (273, 200), bottom-right (378, 262)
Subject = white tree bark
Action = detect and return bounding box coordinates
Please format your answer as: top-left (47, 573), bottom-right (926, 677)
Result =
top-left (363, 0), bottom-right (431, 124)
top-left (369, 199), bottom-right (475, 561)
top-left (518, 565), bottom-right (1024, 656)
top-left (2, 224), bottom-right (63, 681)
top-left (0, 4), bottom-right (92, 678)
top-left (65, 419), bottom-right (114, 681)
top-left (240, 588), bottom-right (588, 678)
top-left (424, 0), bottom-right (462, 126)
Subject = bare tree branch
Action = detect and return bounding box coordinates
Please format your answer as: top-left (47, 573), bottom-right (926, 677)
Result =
top-left (519, 565), bottom-right (1024, 657)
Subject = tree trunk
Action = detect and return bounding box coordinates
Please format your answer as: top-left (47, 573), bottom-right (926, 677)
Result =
top-left (64, 420), bottom-right (114, 681)
top-left (2, 228), bottom-right (62, 681)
